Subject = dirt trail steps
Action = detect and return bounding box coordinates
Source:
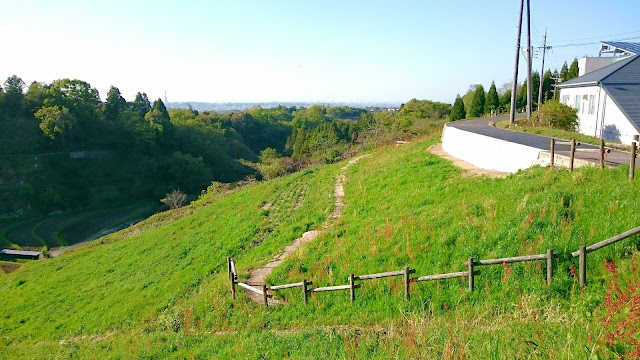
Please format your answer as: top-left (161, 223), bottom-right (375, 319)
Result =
top-left (244, 154), bottom-right (369, 303)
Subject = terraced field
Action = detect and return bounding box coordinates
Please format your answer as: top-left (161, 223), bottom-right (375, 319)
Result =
top-left (0, 202), bottom-right (156, 250)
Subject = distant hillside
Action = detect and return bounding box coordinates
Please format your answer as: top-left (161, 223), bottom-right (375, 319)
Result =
top-left (2, 126), bottom-right (640, 358)
top-left (165, 101), bottom-right (402, 112)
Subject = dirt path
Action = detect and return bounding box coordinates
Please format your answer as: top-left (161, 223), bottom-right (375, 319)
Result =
top-left (245, 154), bottom-right (370, 303)
top-left (427, 143), bottom-right (508, 178)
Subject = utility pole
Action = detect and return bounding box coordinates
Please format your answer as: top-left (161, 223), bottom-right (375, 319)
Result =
top-left (551, 71), bottom-right (562, 101)
top-left (526, 0), bottom-right (532, 119)
top-left (509, 0), bottom-right (525, 127)
top-left (538, 28), bottom-right (549, 106)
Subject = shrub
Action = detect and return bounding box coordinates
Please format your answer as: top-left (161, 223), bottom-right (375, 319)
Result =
top-left (533, 100), bottom-right (578, 131)
top-left (161, 189), bottom-right (187, 209)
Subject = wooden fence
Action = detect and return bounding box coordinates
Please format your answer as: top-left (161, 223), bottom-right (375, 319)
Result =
top-left (228, 226), bottom-right (640, 307)
top-left (549, 138), bottom-right (638, 179)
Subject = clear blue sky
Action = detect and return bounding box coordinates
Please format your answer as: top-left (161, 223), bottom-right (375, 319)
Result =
top-left (2, 0), bottom-right (639, 104)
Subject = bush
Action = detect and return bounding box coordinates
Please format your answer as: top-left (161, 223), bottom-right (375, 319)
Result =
top-left (533, 100), bottom-right (578, 131)
top-left (161, 189), bottom-right (187, 209)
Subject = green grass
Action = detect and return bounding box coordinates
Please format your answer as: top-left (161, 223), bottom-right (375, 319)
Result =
top-left (0, 163), bottom-right (338, 351)
top-left (2, 130), bottom-right (640, 358)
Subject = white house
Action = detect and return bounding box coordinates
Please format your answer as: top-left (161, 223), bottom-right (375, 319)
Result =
top-left (558, 53), bottom-right (640, 145)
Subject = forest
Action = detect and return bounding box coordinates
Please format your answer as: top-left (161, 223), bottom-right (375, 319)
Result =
top-left (0, 76), bottom-right (451, 217)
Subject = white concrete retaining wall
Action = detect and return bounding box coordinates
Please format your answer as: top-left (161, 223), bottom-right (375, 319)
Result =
top-left (441, 124), bottom-right (544, 173)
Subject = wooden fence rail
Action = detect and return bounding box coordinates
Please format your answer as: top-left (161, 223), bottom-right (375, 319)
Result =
top-left (414, 271), bottom-right (468, 282)
top-left (571, 225), bottom-right (640, 287)
top-left (228, 227), bottom-right (640, 307)
top-left (549, 138), bottom-right (637, 178)
top-left (355, 268), bottom-right (415, 280)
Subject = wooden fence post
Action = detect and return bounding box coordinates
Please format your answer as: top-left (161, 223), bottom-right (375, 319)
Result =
top-left (263, 285), bottom-right (268, 307)
top-left (349, 273), bottom-right (355, 303)
top-left (570, 139), bottom-right (576, 172)
top-left (467, 257), bottom-right (474, 292)
top-left (550, 138), bottom-right (555, 169)
top-left (302, 279), bottom-right (309, 305)
top-left (546, 249), bottom-right (553, 286)
top-left (404, 266), bottom-right (410, 300)
top-left (579, 245), bottom-right (586, 287)
top-left (228, 257), bottom-right (236, 299)
top-left (600, 139), bottom-right (605, 170)
top-left (630, 142), bottom-right (637, 180)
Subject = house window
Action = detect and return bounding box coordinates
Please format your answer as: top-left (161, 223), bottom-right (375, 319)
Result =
top-left (588, 95), bottom-right (596, 115)
top-left (574, 95), bottom-right (581, 110)
top-left (562, 95), bottom-right (569, 105)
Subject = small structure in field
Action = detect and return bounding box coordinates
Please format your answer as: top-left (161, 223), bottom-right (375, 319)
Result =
top-left (0, 249), bottom-right (42, 260)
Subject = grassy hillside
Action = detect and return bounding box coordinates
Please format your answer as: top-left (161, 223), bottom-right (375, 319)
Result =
top-left (2, 130), bottom-right (640, 358)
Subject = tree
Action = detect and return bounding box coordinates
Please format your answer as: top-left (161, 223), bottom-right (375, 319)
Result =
top-left (24, 81), bottom-right (45, 113)
top-left (462, 84), bottom-right (481, 116)
top-left (450, 95), bottom-right (466, 121)
top-left (104, 86), bottom-right (126, 122)
top-left (35, 105), bottom-right (76, 145)
top-left (161, 189), bottom-right (187, 209)
top-left (257, 147), bottom-right (287, 179)
top-left (132, 92), bottom-right (151, 116)
top-left (560, 62), bottom-right (569, 82)
top-left (292, 128), bottom-right (307, 159)
top-left (485, 81), bottom-right (500, 115)
top-left (144, 99), bottom-right (173, 141)
top-left (531, 71), bottom-right (541, 108)
top-left (397, 98), bottom-right (451, 121)
top-left (541, 70), bottom-right (554, 103)
top-left (468, 85), bottom-right (486, 118)
top-left (567, 58), bottom-right (579, 80)
top-left (516, 80), bottom-right (527, 110)
top-left (2, 75), bottom-right (25, 117)
top-left (499, 89), bottom-right (512, 113)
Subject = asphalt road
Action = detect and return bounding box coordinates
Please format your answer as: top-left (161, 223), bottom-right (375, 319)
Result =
top-left (448, 116), bottom-right (635, 167)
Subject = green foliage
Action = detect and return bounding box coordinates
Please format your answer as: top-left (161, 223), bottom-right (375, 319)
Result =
top-left (34, 105), bottom-right (75, 144)
top-left (104, 86), bottom-right (126, 122)
top-left (541, 69), bottom-right (554, 103)
top-left (397, 98), bottom-right (451, 121)
top-left (484, 81), bottom-right (500, 114)
top-left (164, 151), bottom-right (212, 193)
top-left (132, 92), bottom-right (152, 116)
top-left (468, 84), bottom-right (485, 117)
top-left (533, 100), bottom-right (579, 131)
top-left (1, 75), bottom-right (25, 117)
top-left (461, 84), bottom-right (481, 115)
top-left (560, 61), bottom-right (569, 82)
top-left (567, 58), bottom-right (579, 80)
top-left (450, 95), bottom-right (466, 121)
top-left (499, 89), bottom-right (512, 113)
top-left (257, 148), bottom-right (288, 180)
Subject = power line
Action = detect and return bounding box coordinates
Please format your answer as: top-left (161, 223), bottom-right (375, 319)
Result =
top-left (547, 30), bottom-right (640, 44)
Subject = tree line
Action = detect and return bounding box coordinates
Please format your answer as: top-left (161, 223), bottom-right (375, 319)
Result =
top-left (0, 76), bottom-right (450, 213)
top-left (450, 58), bottom-right (580, 121)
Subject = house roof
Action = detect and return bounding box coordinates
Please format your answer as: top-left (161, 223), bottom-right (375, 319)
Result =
top-left (557, 55), bottom-right (636, 87)
top-left (601, 83), bottom-right (640, 133)
top-left (599, 41), bottom-right (640, 56)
